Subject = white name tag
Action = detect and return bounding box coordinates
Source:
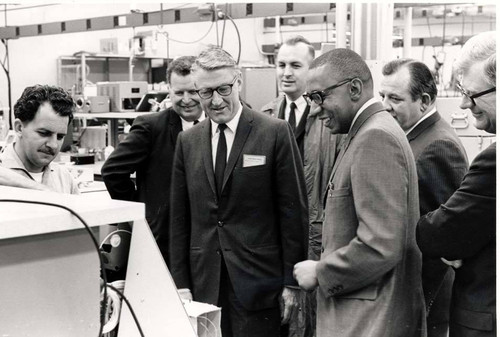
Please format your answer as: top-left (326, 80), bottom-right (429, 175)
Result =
top-left (243, 154), bottom-right (266, 167)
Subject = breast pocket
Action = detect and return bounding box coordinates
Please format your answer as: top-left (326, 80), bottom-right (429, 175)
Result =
top-left (323, 187), bottom-right (358, 249)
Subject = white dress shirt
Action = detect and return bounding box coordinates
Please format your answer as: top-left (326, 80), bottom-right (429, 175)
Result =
top-left (180, 112), bottom-right (206, 131)
top-left (285, 95), bottom-right (308, 124)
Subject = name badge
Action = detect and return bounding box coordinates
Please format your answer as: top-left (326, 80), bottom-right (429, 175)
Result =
top-left (243, 154), bottom-right (266, 167)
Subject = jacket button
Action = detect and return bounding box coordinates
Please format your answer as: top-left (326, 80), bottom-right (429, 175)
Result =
top-left (321, 246), bottom-right (325, 253)
top-left (218, 221), bottom-right (224, 227)
top-left (216, 249), bottom-right (221, 255)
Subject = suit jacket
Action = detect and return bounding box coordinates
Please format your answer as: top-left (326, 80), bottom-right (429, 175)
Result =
top-left (169, 106), bottom-right (308, 311)
top-left (408, 111), bottom-right (468, 328)
top-left (316, 102), bottom-right (426, 337)
top-left (417, 142), bottom-right (496, 337)
top-left (101, 108), bottom-right (182, 260)
top-left (261, 95), bottom-right (310, 158)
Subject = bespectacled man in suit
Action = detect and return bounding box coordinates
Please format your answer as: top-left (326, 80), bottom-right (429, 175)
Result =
top-left (169, 46), bottom-right (308, 337)
top-left (417, 31), bottom-right (496, 337)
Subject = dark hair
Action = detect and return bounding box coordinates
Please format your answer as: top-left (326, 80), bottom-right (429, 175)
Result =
top-left (311, 48), bottom-right (372, 84)
top-left (166, 56), bottom-right (196, 84)
top-left (14, 85), bottom-right (75, 123)
top-left (382, 59), bottom-right (437, 102)
top-left (283, 35), bottom-right (315, 59)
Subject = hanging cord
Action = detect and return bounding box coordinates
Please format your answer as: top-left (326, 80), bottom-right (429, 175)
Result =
top-left (222, 13), bottom-right (241, 64)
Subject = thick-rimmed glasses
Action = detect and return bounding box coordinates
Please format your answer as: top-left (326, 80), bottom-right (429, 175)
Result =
top-left (303, 78), bottom-right (356, 105)
top-left (456, 82), bottom-right (496, 106)
top-left (196, 76), bottom-right (238, 99)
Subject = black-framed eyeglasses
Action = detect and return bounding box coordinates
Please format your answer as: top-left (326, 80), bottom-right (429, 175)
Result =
top-left (456, 82), bottom-right (496, 106)
top-left (303, 78), bottom-right (356, 105)
top-left (196, 76), bottom-right (238, 99)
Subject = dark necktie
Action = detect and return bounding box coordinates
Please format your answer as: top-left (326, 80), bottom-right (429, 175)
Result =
top-left (193, 119), bottom-right (199, 125)
top-left (288, 102), bottom-right (297, 133)
top-left (215, 124), bottom-right (227, 197)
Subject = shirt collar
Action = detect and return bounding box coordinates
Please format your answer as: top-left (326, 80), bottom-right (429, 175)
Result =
top-left (211, 103), bottom-right (243, 136)
top-left (405, 106), bottom-right (437, 135)
top-left (0, 143), bottom-right (52, 177)
top-left (180, 112), bottom-right (206, 131)
top-left (349, 97), bottom-right (380, 132)
top-left (285, 95), bottom-right (308, 113)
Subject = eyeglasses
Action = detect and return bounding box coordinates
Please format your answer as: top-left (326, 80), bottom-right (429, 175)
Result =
top-left (303, 78), bottom-right (355, 105)
top-left (196, 76), bottom-right (238, 99)
top-left (456, 82), bottom-right (496, 106)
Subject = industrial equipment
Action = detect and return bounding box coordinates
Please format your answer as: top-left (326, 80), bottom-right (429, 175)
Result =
top-left (97, 81), bottom-right (148, 112)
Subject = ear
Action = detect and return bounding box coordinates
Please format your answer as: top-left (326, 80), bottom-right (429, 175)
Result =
top-left (237, 74), bottom-right (243, 93)
top-left (349, 78), bottom-right (363, 101)
top-left (420, 93), bottom-right (431, 112)
top-left (14, 119), bottom-right (23, 137)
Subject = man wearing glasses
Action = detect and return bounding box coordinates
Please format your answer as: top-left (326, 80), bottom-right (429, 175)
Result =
top-left (169, 46), bottom-right (308, 337)
top-left (293, 48), bottom-right (426, 337)
top-left (380, 59), bottom-right (468, 337)
top-left (417, 31), bottom-right (496, 337)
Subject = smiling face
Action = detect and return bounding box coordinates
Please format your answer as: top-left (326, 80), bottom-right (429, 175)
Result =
top-left (459, 61), bottom-right (496, 134)
top-left (380, 67), bottom-right (424, 131)
top-left (194, 67), bottom-right (242, 124)
top-left (277, 43), bottom-right (313, 101)
top-left (168, 72), bottom-right (203, 122)
top-left (306, 65), bottom-right (355, 134)
top-left (14, 102), bottom-right (69, 173)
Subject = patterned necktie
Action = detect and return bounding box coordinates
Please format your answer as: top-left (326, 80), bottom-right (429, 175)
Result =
top-left (289, 102), bottom-right (297, 133)
top-left (215, 124), bottom-right (227, 197)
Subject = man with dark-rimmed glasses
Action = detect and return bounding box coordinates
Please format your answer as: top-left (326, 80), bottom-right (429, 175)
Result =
top-left (417, 31), bottom-right (496, 337)
top-left (169, 46), bottom-right (308, 337)
top-left (294, 48), bottom-right (426, 337)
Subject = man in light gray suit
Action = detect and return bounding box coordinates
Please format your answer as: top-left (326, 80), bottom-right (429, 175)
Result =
top-left (294, 48), bottom-right (426, 337)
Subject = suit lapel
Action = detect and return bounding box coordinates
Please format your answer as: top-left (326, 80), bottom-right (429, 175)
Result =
top-left (201, 120), bottom-right (217, 197)
top-left (169, 110), bottom-right (183, 145)
top-left (323, 102), bottom-right (386, 203)
top-left (222, 107), bottom-right (253, 192)
top-left (407, 111), bottom-right (441, 142)
top-left (277, 97), bottom-right (286, 120)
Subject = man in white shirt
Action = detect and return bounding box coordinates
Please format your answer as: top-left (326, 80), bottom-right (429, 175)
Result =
top-left (0, 85), bottom-right (79, 194)
top-left (380, 59), bottom-right (468, 337)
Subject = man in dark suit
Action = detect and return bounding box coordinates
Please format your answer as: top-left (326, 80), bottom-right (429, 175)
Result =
top-left (294, 48), bottom-right (426, 337)
top-left (417, 31), bottom-right (496, 337)
top-left (101, 56), bottom-right (203, 261)
top-left (169, 46), bottom-right (308, 337)
top-left (260, 35), bottom-right (313, 159)
top-left (380, 59), bottom-right (468, 337)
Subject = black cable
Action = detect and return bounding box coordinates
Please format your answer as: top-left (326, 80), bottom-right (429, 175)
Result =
top-left (0, 198), bottom-right (107, 337)
top-left (225, 14), bottom-right (241, 64)
top-left (107, 283), bottom-right (145, 337)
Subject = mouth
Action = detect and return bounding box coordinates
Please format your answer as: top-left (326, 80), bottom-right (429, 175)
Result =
top-left (39, 150), bottom-right (55, 157)
top-left (211, 106), bottom-right (226, 113)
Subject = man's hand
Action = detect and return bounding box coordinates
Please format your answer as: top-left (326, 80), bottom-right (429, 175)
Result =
top-left (177, 288), bottom-right (193, 301)
top-left (293, 260), bottom-right (319, 292)
top-left (441, 258), bottom-right (463, 269)
top-left (280, 287), bottom-right (300, 324)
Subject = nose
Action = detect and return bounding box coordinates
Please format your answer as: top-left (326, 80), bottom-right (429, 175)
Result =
top-left (46, 135), bottom-right (59, 150)
top-left (211, 91), bottom-right (223, 105)
top-left (182, 91), bottom-right (192, 103)
top-left (381, 96), bottom-right (392, 111)
top-left (459, 95), bottom-right (473, 110)
top-left (283, 64), bottom-right (293, 77)
top-left (310, 103), bottom-right (323, 118)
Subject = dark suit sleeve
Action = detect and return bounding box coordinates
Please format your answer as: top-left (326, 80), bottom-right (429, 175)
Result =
top-left (416, 139), bottom-right (468, 214)
top-left (101, 115), bottom-right (152, 201)
top-left (168, 132), bottom-right (192, 289)
top-left (416, 144), bottom-right (496, 260)
top-left (274, 121), bottom-right (309, 286)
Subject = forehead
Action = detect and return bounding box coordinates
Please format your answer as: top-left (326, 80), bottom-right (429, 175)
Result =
top-left (194, 68), bottom-right (235, 88)
top-left (461, 61), bottom-right (490, 90)
top-left (170, 72), bottom-right (195, 88)
top-left (381, 67), bottom-right (411, 93)
top-left (306, 65), bottom-right (337, 90)
top-left (28, 102), bottom-right (69, 132)
top-left (278, 43), bottom-right (313, 63)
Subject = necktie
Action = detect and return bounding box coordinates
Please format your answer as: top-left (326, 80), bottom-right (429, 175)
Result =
top-left (193, 119), bottom-right (199, 125)
top-left (288, 102), bottom-right (297, 133)
top-left (215, 124), bottom-right (227, 197)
